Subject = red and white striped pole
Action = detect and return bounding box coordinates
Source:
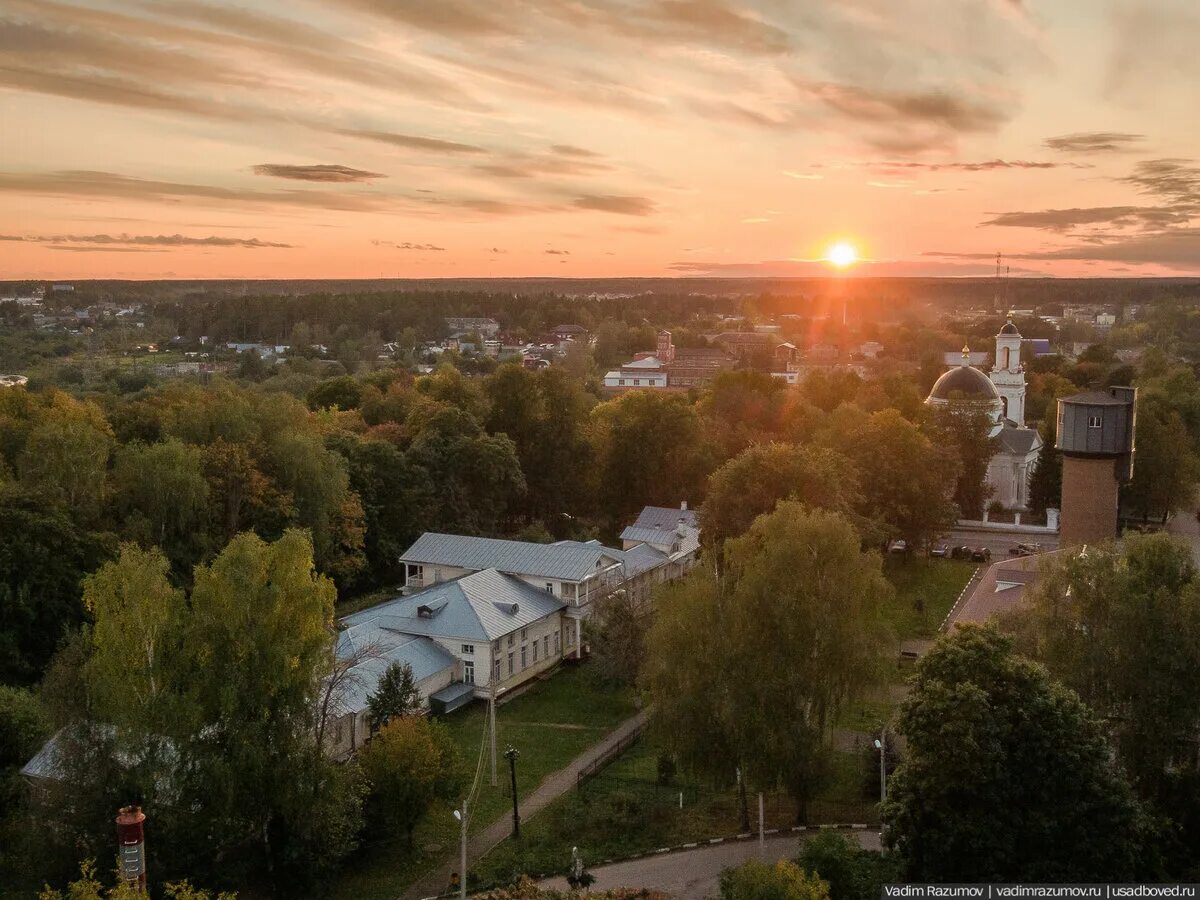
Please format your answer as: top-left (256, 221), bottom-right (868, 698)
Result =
top-left (115, 806), bottom-right (147, 890)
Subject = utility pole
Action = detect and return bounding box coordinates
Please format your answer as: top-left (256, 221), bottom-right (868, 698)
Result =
top-left (758, 792), bottom-right (765, 858)
top-left (875, 726), bottom-right (888, 846)
top-left (505, 746), bottom-right (521, 838)
top-left (489, 678), bottom-right (497, 787)
top-left (454, 800), bottom-right (468, 900)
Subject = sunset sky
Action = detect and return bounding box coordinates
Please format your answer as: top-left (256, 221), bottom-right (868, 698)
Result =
top-left (3, 0), bottom-right (1200, 280)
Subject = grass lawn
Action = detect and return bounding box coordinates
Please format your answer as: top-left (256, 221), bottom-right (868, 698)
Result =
top-left (326, 664), bottom-right (639, 900)
top-left (471, 733), bottom-right (876, 891)
top-left (881, 557), bottom-right (976, 640)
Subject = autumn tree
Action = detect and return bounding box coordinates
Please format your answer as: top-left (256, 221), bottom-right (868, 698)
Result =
top-left (358, 717), bottom-right (465, 847)
top-left (718, 860), bottom-right (829, 900)
top-left (883, 626), bottom-right (1151, 881)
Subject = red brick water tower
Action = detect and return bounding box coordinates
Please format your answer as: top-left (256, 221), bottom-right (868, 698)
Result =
top-left (1055, 386), bottom-right (1136, 547)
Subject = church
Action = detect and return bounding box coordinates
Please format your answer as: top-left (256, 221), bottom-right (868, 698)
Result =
top-left (925, 320), bottom-right (1043, 510)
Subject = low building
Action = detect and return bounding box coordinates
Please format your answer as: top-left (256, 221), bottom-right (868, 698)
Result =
top-left (603, 331), bottom-right (733, 391)
top-left (552, 324), bottom-right (589, 342)
top-left (327, 567), bottom-right (569, 756)
top-left (445, 316), bottom-right (500, 338)
top-left (946, 550), bottom-right (1066, 629)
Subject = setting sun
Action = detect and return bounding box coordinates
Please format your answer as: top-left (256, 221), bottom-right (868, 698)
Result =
top-left (826, 241), bottom-right (859, 269)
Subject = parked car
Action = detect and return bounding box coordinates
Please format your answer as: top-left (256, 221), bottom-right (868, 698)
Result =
top-left (950, 545), bottom-right (973, 560)
top-left (1009, 542), bottom-right (1042, 557)
top-left (929, 543), bottom-right (949, 558)
top-left (887, 539), bottom-right (908, 555)
top-left (971, 547), bottom-right (992, 562)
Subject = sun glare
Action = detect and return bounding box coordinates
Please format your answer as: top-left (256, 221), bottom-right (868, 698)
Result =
top-left (826, 241), bottom-right (858, 269)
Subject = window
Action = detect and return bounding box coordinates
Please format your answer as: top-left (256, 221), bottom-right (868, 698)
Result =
top-left (493, 640), bottom-right (500, 652)
top-left (407, 564), bottom-right (424, 584)
top-left (463, 661), bottom-right (475, 685)
top-left (508, 634), bottom-right (514, 647)
top-left (543, 635), bottom-right (549, 657)
top-left (521, 646), bottom-right (527, 669)
top-left (521, 627), bottom-right (528, 640)
top-left (1088, 415), bottom-right (1102, 429)
top-left (554, 632), bottom-right (560, 654)
top-left (493, 659), bottom-right (501, 681)
top-left (545, 582), bottom-right (554, 594)
top-left (461, 644), bottom-right (474, 655)
top-left (633, 379), bottom-right (641, 386)
top-left (532, 641), bottom-right (538, 662)
top-left (566, 622), bottom-right (575, 646)
top-left (507, 652), bottom-right (514, 675)
top-left (433, 568), bottom-right (443, 583)
top-left (618, 378), bottom-right (626, 386)
top-left (563, 583), bottom-right (576, 600)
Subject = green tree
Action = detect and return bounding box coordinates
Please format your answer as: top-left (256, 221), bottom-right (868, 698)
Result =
top-left (718, 859), bottom-right (829, 900)
top-left (408, 406), bottom-right (525, 535)
top-left (1027, 417), bottom-right (1061, 515)
top-left (366, 661), bottom-right (422, 731)
top-left (110, 439), bottom-right (210, 560)
top-left (644, 504), bottom-right (892, 823)
top-left (927, 397), bottom-right (998, 518)
top-left (39, 859), bottom-right (235, 900)
top-left (883, 625), bottom-right (1151, 881)
top-left (1123, 396), bottom-right (1199, 523)
top-left (587, 590), bottom-right (647, 688)
top-left (18, 412), bottom-right (114, 520)
top-left (590, 391), bottom-right (712, 527)
top-left (0, 485), bottom-right (108, 684)
top-left (1007, 534), bottom-right (1200, 799)
top-left (358, 716), bottom-right (465, 847)
top-left (327, 433), bottom-right (434, 585)
top-left (795, 831), bottom-right (899, 900)
top-left (700, 443), bottom-right (861, 553)
top-left (827, 408), bottom-right (959, 552)
top-left (306, 375), bottom-right (365, 411)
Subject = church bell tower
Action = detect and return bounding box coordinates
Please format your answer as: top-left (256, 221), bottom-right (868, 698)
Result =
top-left (991, 319), bottom-right (1026, 426)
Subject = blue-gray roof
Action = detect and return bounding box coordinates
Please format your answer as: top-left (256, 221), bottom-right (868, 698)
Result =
top-left (633, 505), bottom-right (698, 529)
top-left (622, 542), bottom-right (670, 578)
top-left (344, 568), bottom-right (566, 643)
top-left (400, 533), bottom-right (623, 582)
top-left (620, 525), bottom-right (678, 546)
top-left (334, 628), bottom-right (457, 715)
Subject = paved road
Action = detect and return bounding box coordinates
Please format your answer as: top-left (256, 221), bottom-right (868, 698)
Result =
top-left (940, 526), bottom-right (1059, 559)
top-left (405, 708), bottom-right (651, 900)
top-left (539, 829), bottom-right (882, 899)
top-left (1166, 508), bottom-right (1200, 566)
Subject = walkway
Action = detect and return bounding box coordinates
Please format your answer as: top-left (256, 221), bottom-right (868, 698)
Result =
top-left (538, 829), bottom-right (882, 899)
top-left (405, 708), bottom-right (651, 900)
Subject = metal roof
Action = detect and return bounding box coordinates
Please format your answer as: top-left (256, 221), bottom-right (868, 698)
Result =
top-left (621, 524), bottom-right (678, 545)
top-left (344, 568), bottom-right (565, 643)
top-left (1061, 389), bottom-right (1130, 407)
top-left (998, 424), bottom-right (1041, 456)
top-left (928, 365), bottom-right (1001, 401)
top-left (623, 542), bottom-right (670, 578)
top-left (633, 505), bottom-right (699, 529)
top-left (333, 628), bottom-right (457, 715)
top-left (400, 532), bottom-right (623, 581)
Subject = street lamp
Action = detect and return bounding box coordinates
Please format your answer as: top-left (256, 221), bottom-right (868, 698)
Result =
top-left (875, 726), bottom-right (889, 847)
top-left (504, 746), bottom-right (521, 838)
